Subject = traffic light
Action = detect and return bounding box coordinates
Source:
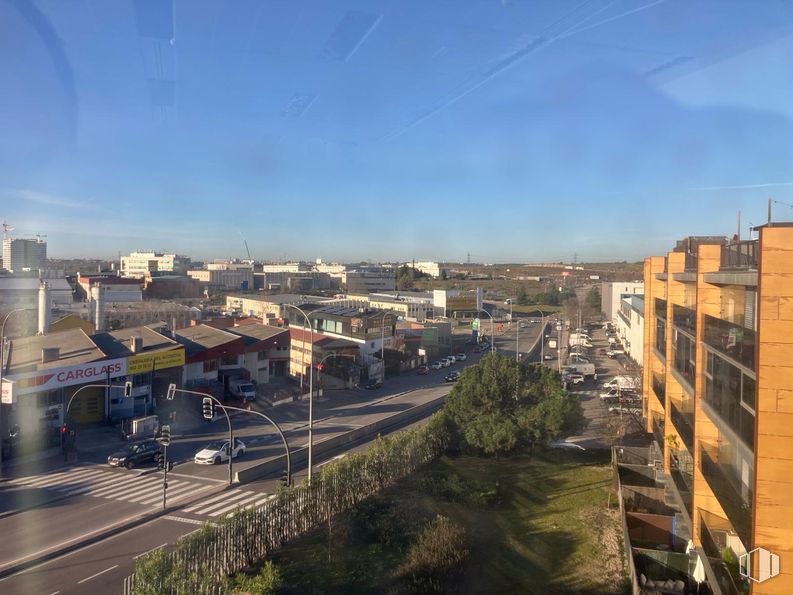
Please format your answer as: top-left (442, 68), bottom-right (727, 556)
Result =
top-left (160, 424), bottom-right (171, 446)
top-left (167, 383), bottom-right (176, 400)
top-left (124, 381), bottom-right (133, 398)
top-left (202, 397), bottom-right (214, 420)
top-left (279, 470), bottom-right (289, 488)
top-left (155, 451), bottom-right (164, 470)
top-left (167, 461), bottom-right (174, 472)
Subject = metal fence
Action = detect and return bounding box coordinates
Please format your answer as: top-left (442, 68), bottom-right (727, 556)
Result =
top-left (123, 414), bottom-right (447, 594)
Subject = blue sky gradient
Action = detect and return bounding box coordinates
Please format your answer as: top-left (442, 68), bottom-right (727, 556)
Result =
top-left (3, 0), bottom-right (793, 263)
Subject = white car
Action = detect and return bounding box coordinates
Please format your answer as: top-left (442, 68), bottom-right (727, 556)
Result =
top-left (430, 361), bottom-right (443, 370)
top-left (194, 438), bottom-right (246, 465)
top-left (607, 349), bottom-right (626, 357)
top-left (455, 353), bottom-right (467, 361)
top-left (442, 358), bottom-right (453, 367)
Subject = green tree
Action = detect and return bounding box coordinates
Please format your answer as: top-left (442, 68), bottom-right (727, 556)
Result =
top-left (586, 286), bottom-right (601, 312)
top-left (443, 354), bottom-right (585, 458)
top-left (516, 285), bottom-right (529, 306)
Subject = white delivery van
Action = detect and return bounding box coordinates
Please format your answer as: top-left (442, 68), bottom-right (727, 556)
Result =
top-left (229, 378), bottom-right (257, 402)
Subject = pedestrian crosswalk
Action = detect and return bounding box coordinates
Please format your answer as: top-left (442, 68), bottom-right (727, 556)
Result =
top-left (8, 465), bottom-right (216, 507)
top-left (182, 489), bottom-right (276, 518)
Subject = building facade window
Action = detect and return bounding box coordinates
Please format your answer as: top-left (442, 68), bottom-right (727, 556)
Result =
top-left (703, 313), bottom-right (755, 371)
top-left (654, 316), bottom-right (666, 356)
top-left (672, 328), bottom-right (696, 386)
top-left (704, 350), bottom-right (755, 450)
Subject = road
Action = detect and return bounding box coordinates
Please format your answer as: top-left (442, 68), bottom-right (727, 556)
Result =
top-left (0, 325), bottom-right (538, 594)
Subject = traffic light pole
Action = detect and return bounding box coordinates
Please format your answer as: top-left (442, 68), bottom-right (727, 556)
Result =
top-left (166, 385), bottom-right (234, 485)
top-left (162, 442), bottom-right (168, 510)
top-left (222, 404), bottom-right (292, 487)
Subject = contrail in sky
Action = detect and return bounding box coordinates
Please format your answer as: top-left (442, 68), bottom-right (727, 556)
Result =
top-left (690, 182), bottom-right (793, 191)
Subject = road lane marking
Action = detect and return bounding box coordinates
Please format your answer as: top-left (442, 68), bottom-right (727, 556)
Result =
top-left (134, 543), bottom-right (168, 559)
top-left (209, 493), bottom-right (261, 517)
top-left (167, 471), bottom-right (226, 483)
top-left (183, 489), bottom-right (232, 512)
top-left (164, 515), bottom-right (215, 526)
top-left (188, 490), bottom-right (253, 515)
top-left (77, 564), bottom-right (118, 584)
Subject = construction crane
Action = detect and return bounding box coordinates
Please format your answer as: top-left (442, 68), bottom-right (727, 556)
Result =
top-left (238, 231), bottom-right (252, 261)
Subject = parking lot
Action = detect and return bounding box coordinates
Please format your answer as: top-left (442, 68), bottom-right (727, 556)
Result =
top-left (553, 322), bottom-right (643, 449)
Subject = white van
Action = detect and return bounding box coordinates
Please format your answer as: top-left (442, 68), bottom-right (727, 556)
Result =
top-left (229, 378), bottom-right (257, 402)
top-left (602, 376), bottom-right (638, 391)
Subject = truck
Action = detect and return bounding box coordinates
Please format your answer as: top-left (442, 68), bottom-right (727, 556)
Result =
top-left (602, 376), bottom-right (638, 391)
top-left (229, 378), bottom-right (257, 402)
top-left (569, 336), bottom-right (593, 348)
top-left (565, 360), bottom-right (596, 378)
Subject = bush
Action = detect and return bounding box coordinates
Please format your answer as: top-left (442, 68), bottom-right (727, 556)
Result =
top-left (232, 561), bottom-right (282, 594)
top-left (351, 498), bottom-right (422, 548)
top-left (394, 515), bottom-right (469, 593)
top-left (415, 470), bottom-right (497, 508)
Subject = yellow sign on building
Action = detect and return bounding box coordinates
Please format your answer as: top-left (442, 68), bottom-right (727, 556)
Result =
top-left (127, 348), bottom-right (185, 375)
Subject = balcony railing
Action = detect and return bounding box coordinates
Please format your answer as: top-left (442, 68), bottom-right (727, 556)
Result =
top-left (652, 373), bottom-right (666, 408)
top-left (703, 314), bottom-right (755, 371)
top-left (721, 240), bottom-right (758, 270)
top-left (670, 401), bottom-right (694, 450)
top-left (672, 304), bottom-right (696, 337)
top-left (700, 447), bottom-right (752, 548)
top-left (700, 510), bottom-right (747, 595)
top-left (670, 460), bottom-right (693, 516)
top-left (652, 417), bottom-right (665, 449)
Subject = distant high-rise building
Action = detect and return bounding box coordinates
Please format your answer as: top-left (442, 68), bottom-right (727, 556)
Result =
top-left (2, 236), bottom-right (47, 273)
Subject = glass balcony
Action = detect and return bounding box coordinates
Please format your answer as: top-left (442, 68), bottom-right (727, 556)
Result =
top-left (670, 401), bottom-right (694, 450)
top-left (703, 314), bottom-right (755, 371)
top-left (652, 372), bottom-right (666, 408)
top-left (699, 447), bottom-right (752, 547)
top-left (672, 304), bottom-right (696, 336)
top-left (720, 240), bottom-right (757, 270)
top-left (699, 510), bottom-right (748, 595)
top-left (669, 447), bottom-right (693, 516)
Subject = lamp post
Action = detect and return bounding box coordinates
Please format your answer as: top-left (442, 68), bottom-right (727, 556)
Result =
top-left (379, 310), bottom-right (394, 381)
top-left (536, 308), bottom-right (546, 363)
top-left (220, 403), bottom-right (292, 487)
top-left (64, 381), bottom-right (133, 460)
top-left (166, 384), bottom-right (234, 485)
top-left (283, 303), bottom-right (315, 484)
top-left (477, 308), bottom-right (494, 354)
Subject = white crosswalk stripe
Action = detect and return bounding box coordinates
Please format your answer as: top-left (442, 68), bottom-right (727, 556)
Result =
top-left (185, 490), bottom-right (276, 518)
top-left (7, 465), bottom-right (215, 507)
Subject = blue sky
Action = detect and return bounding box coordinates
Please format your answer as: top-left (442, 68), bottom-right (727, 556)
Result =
top-left (3, 0), bottom-right (793, 263)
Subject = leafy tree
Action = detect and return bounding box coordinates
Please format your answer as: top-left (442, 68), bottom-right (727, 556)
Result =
top-left (585, 286), bottom-right (601, 316)
top-left (396, 265), bottom-right (430, 290)
top-left (232, 561), bottom-right (282, 595)
top-left (516, 285), bottom-right (529, 306)
top-left (444, 354), bottom-right (585, 458)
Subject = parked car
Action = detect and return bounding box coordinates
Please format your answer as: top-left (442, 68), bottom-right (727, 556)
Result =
top-left (608, 406), bottom-right (641, 415)
top-left (599, 387), bottom-right (639, 400)
top-left (417, 365), bottom-right (430, 375)
top-left (430, 361), bottom-right (443, 370)
top-left (598, 348), bottom-right (608, 355)
top-left (607, 348), bottom-right (626, 358)
top-left (455, 353), bottom-right (467, 361)
top-left (194, 438), bottom-right (246, 465)
top-left (563, 372), bottom-right (585, 386)
top-left (363, 378), bottom-right (383, 389)
top-left (441, 358), bottom-right (452, 367)
top-left (444, 371), bottom-right (461, 382)
top-left (108, 439), bottom-right (160, 469)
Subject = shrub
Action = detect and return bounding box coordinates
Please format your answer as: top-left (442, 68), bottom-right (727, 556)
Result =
top-left (415, 469), bottom-right (497, 508)
top-left (232, 561), bottom-right (282, 595)
top-left (394, 515), bottom-right (469, 593)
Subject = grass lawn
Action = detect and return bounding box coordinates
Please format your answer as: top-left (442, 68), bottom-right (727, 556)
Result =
top-left (268, 450), bottom-right (628, 594)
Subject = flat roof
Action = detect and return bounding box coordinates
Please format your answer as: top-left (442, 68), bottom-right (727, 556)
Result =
top-left (7, 328), bottom-right (104, 373)
top-left (174, 325), bottom-right (241, 355)
top-left (226, 325), bottom-right (288, 345)
top-left (91, 325), bottom-right (178, 358)
top-left (0, 278), bottom-right (72, 291)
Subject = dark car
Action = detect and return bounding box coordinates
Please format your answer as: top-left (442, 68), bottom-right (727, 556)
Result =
top-left (107, 439), bottom-right (160, 469)
top-left (363, 378), bottom-right (383, 390)
top-left (444, 371), bottom-right (461, 382)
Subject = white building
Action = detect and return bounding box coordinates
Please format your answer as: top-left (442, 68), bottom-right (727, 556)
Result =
top-left (2, 236), bottom-right (47, 273)
top-left (408, 261), bottom-right (448, 279)
top-left (188, 261), bottom-right (254, 290)
top-left (601, 281), bottom-right (644, 322)
top-left (0, 277), bottom-right (73, 309)
top-left (261, 262), bottom-right (311, 274)
top-left (119, 251), bottom-right (191, 278)
top-left (343, 267), bottom-right (396, 293)
top-left (614, 294), bottom-right (644, 366)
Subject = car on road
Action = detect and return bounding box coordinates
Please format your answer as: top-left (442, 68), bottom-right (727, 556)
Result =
top-left (194, 438), bottom-right (246, 465)
top-left (430, 361), bottom-right (443, 370)
top-left (416, 365), bottom-right (430, 375)
top-left (108, 439), bottom-right (160, 469)
top-left (444, 371), bottom-right (461, 382)
top-left (363, 378), bottom-right (383, 389)
top-left (455, 353), bottom-right (467, 361)
top-left (441, 358), bottom-right (452, 367)
top-left (608, 406), bottom-right (641, 415)
top-left (607, 348), bottom-right (626, 358)
top-left (563, 372), bottom-right (585, 386)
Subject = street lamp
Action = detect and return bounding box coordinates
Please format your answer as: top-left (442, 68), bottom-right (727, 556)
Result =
top-left (477, 308), bottom-right (495, 354)
top-left (63, 381), bottom-right (133, 459)
top-left (218, 403), bottom-right (292, 487)
top-left (283, 303), bottom-right (315, 484)
top-left (1, 309), bottom-right (35, 464)
top-left (165, 384), bottom-right (234, 485)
